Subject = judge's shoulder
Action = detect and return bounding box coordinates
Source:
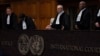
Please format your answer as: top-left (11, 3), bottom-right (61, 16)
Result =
top-left (63, 11), bottom-right (70, 17)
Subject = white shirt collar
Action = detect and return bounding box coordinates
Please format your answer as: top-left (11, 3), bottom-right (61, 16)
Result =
top-left (76, 8), bottom-right (86, 22)
top-left (7, 15), bottom-right (11, 25)
top-left (97, 9), bottom-right (100, 17)
top-left (55, 11), bottom-right (64, 24)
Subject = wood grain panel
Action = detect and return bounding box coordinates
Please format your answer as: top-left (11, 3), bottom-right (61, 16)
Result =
top-left (10, 0), bottom-right (57, 30)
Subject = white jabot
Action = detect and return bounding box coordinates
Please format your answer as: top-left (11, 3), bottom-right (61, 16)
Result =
top-left (22, 19), bottom-right (27, 30)
top-left (7, 15), bottom-right (10, 25)
top-left (97, 9), bottom-right (100, 17)
top-left (56, 11), bottom-right (64, 24)
top-left (76, 8), bottom-right (86, 22)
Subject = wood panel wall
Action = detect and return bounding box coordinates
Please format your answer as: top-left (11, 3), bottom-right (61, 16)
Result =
top-left (10, 0), bottom-right (57, 30)
top-left (2, 0), bottom-right (99, 30)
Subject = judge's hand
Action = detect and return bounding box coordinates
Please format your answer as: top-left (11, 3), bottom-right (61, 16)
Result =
top-left (75, 25), bottom-right (79, 30)
top-left (45, 25), bottom-right (55, 30)
top-left (45, 25), bottom-right (51, 30)
top-left (61, 26), bottom-right (64, 30)
top-left (95, 22), bottom-right (100, 27)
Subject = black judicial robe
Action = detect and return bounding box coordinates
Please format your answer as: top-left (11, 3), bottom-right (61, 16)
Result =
top-left (18, 17), bottom-right (36, 30)
top-left (2, 13), bottom-right (18, 30)
top-left (75, 8), bottom-right (91, 30)
top-left (51, 12), bottom-right (70, 30)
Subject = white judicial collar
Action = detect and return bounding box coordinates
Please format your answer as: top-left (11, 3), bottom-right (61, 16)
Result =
top-left (97, 9), bottom-right (100, 17)
top-left (22, 19), bottom-right (27, 30)
top-left (76, 8), bottom-right (86, 22)
top-left (7, 15), bottom-right (11, 25)
top-left (56, 11), bottom-right (64, 24)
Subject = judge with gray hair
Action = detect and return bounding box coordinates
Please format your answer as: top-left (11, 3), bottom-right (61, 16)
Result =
top-left (46, 5), bottom-right (70, 30)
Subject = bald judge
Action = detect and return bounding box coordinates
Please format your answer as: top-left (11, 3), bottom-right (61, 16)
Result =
top-left (46, 5), bottom-right (70, 30)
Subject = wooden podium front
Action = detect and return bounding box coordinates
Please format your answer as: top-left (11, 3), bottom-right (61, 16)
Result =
top-left (0, 30), bottom-right (100, 56)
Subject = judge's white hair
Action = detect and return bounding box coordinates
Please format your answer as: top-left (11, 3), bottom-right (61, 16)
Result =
top-left (57, 5), bottom-right (63, 9)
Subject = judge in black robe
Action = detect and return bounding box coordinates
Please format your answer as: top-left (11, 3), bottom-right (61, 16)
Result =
top-left (46, 5), bottom-right (70, 30)
top-left (18, 14), bottom-right (36, 30)
top-left (51, 12), bottom-right (70, 30)
top-left (75, 1), bottom-right (91, 30)
top-left (2, 7), bottom-right (18, 30)
top-left (95, 8), bottom-right (100, 30)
